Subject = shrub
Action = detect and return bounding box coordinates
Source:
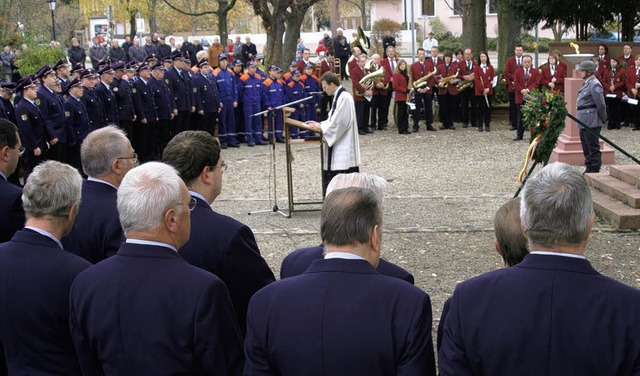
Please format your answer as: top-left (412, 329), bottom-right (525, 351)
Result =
top-left (493, 68), bottom-right (509, 104)
top-left (371, 18), bottom-right (402, 56)
top-left (15, 45), bottom-right (66, 77)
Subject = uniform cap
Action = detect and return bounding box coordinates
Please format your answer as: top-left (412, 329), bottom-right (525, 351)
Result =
top-left (197, 59), bottom-right (211, 68)
top-left (15, 75), bottom-right (39, 92)
top-left (80, 69), bottom-right (99, 79)
top-left (578, 60), bottom-right (596, 73)
top-left (218, 53), bottom-right (228, 61)
top-left (53, 58), bottom-right (69, 71)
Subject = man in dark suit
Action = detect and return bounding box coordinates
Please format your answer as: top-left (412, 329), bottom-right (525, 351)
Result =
top-left (0, 119), bottom-right (24, 243)
top-left (131, 62), bottom-right (158, 162)
top-left (162, 131), bottom-right (275, 335)
top-left (15, 75), bottom-right (46, 180)
top-left (95, 65), bottom-right (119, 127)
top-left (166, 53), bottom-right (195, 135)
top-left (245, 187), bottom-right (437, 375)
top-left (439, 163), bottom-right (640, 375)
top-left (280, 172), bottom-right (414, 284)
top-left (0, 160), bottom-right (90, 375)
top-left (36, 64), bottom-right (68, 163)
top-left (192, 59), bottom-right (221, 136)
top-left (69, 161), bottom-right (244, 375)
top-left (63, 78), bottom-right (91, 171)
top-left (61, 126), bottom-right (135, 263)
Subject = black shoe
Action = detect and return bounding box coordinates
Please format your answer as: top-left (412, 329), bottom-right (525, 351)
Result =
top-left (359, 130), bottom-right (367, 135)
top-left (478, 127), bottom-right (483, 132)
top-left (509, 127), bottom-right (517, 131)
top-left (220, 142), bottom-right (228, 149)
top-left (413, 126), bottom-right (419, 132)
top-left (400, 130), bottom-right (411, 135)
top-left (276, 137), bottom-right (285, 143)
top-left (365, 127), bottom-right (374, 134)
top-left (377, 126), bottom-right (385, 130)
top-left (439, 125), bottom-right (448, 130)
top-left (462, 123), bottom-right (468, 128)
top-left (247, 141), bottom-right (255, 147)
top-left (485, 126), bottom-right (490, 132)
top-left (228, 143), bottom-right (240, 148)
top-left (426, 125), bottom-right (437, 131)
top-left (633, 127), bottom-right (640, 131)
top-left (513, 137), bottom-right (523, 141)
top-left (449, 125), bottom-right (455, 130)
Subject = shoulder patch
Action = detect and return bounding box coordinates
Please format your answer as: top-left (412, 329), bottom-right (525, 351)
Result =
top-left (165, 79), bottom-right (170, 84)
top-left (193, 87), bottom-right (197, 93)
top-left (595, 85), bottom-right (603, 93)
top-left (132, 88), bottom-right (137, 93)
top-left (113, 87), bottom-right (119, 92)
top-left (35, 99), bottom-right (41, 105)
top-left (21, 114), bottom-right (28, 121)
top-left (65, 111), bottom-right (70, 117)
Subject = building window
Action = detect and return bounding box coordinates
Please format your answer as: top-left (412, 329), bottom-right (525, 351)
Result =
top-left (487, 0), bottom-right (497, 14)
top-left (422, 0), bottom-right (435, 16)
top-left (452, 0), bottom-right (463, 16)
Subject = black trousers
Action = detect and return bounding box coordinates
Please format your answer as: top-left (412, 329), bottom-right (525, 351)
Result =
top-left (47, 142), bottom-right (67, 164)
top-left (338, 57), bottom-right (349, 80)
top-left (23, 151), bottom-right (44, 182)
top-left (631, 101), bottom-right (640, 130)
top-left (516, 105), bottom-right (524, 139)
top-left (580, 127), bottom-right (602, 173)
top-left (475, 95), bottom-right (492, 128)
top-left (119, 120), bottom-right (133, 140)
top-left (355, 100), bottom-right (370, 132)
top-left (383, 92), bottom-right (392, 127)
top-left (235, 102), bottom-right (246, 142)
top-left (155, 119), bottom-right (171, 160)
top-left (67, 143), bottom-right (82, 173)
top-left (196, 112), bottom-right (218, 137)
top-left (132, 120), bottom-right (156, 162)
top-left (508, 92), bottom-right (517, 128)
top-left (320, 93), bottom-right (332, 121)
top-left (439, 93), bottom-right (454, 127)
top-left (606, 97), bottom-right (621, 129)
top-left (460, 89), bottom-right (476, 126)
top-left (414, 92), bottom-right (433, 129)
top-left (396, 101), bottom-right (409, 132)
top-left (370, 94), bottom-right (387, 129)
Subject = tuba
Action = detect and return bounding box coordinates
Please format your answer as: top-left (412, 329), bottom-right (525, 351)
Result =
top-left (413, 69), bottom-right (438, 89)
top-left (456, 73), bottom-right (474, 92)
top-left (359, 66), bottom-right (386, 90)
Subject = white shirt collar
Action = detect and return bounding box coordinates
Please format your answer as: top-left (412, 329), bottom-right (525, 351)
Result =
top-left (88, 176), bottom-right (118, 190)
top-left (529, 251), bottom-right (586, 260)
top-left (189, 190), bottom-right (209, 205)
top-left (126, 238), bottom-right (178, 253)
top-left (324, 251), bottom-right (365, 261)
top-left (25, 226), bottom-right (64, 250)
top-left (0, 171), bottom-right (6, 181)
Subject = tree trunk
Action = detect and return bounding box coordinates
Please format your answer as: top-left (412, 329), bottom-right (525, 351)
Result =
top-left (331, 0), bottom-right (340, 31)
top-left (462, 0), bottom-right (486, 56)
top-left (620, 7), bottom-right (636, 42)
top-left (128, 9), bottom-right (137, 38)
top-left (263, 17), bottom-right (287, 67)
top-left (218, 8), bottom-right (229, 45)
top-left (149, 0), bottom-right (157, 34)
top-left (360, 0), bottom-right (368, 29)
top-left (284, 10), bottom-right (306, 64)
top-left (496, 0), bottom-right (520, 70)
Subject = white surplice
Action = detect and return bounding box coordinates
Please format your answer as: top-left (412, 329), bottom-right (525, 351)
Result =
top-left (320, 86), bottom-right (361, 171)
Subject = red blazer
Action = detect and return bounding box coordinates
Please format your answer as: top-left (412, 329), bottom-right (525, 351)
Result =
top-left (473, 64), bottom-right (495, 96)
top-left (540, 63), bottom-right (566, 93)
top-left (626, 66), bottom-right (640, 98)
top-left (347, 58), bottom-right (359, 77)
top-left (392, 72), bottom-right (410, 102)
top-left (410, 60), bottom-right (436, 92)
top-left (320, 59), bottom-right (336, 75)
top-left (618, 55), bottom-right (633, 68)
top-left (381, 57), bottom-right (399, 91)
top-left (436, 63), bottom-right (459, 96)
top-left (602, 68), bottom-right (626, 98)
top-left (514, 67), bottom-right (541, 104)
top-left (350, 65), bottom-right (368, 102)
top-left (504, 56), bottom-right (518, 93)
top-left (428, 56), bottom-right (444, 68)
top-left (296, 60), bottom-right (311, 74)
top-left (367, 62), bottom-right (389, 95)
top-left (596, 55), bottom-right (611, 75)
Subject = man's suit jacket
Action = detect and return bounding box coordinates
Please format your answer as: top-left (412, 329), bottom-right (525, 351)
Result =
top-left (61, 180), bottom-right (124, 264)
top-left (514, 66), bottom-right (541, 104)
top-left (179, 196), bottom-right (275, 335)
top-left (245, 258), bottom-right (436, 375)
top-left (0, 177), bottom-right (24, 243)
top-left (0, 229), bottom-right (91, 375)
top-left (439, 254), bottom-right (640, 376)
top-left (280, 244), bottom-right (414, 284)
top-left (69, 242), bottom-right (244, 375)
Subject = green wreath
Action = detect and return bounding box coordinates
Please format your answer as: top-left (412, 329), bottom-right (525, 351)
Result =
top-left (521, 89), bottom-right (568, 164)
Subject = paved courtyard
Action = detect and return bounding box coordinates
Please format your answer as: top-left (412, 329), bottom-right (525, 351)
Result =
top-left (212, 105), bottom-right (640, 332)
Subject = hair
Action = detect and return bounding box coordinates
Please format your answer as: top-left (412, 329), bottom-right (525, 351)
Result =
top-left (515, 44), bottom-right (523, 49)
top-left (477, 50), bottom-right (490, 66)
top-left (320, 72), bottom-right (340, 87)
top-left (357, 55), bottom-right (368, 63)
top-left (610, 57), bottom-right (619, 66)
top-left (386, 46), bottom-right (395, 55)
top-left (523, 54), bottom-right (533, 62)
top-left (303, 48), bottom-right (310, 54)
top-left (81, 126), bottom-right (130, 177)
top-left (396, 58), bottom-right (407, 73)
top-left (520, 163), bottom-right (593, 248)
top-left (22, 161), bottom-right (82, 218)
top-left (598, 44), bottom-right (608, 54)
top-left (321, 187), bottom-right (382, 246)
top-left (443, 50), bottom-right (452, 59)
top-left (0, 119), bottom-right (18, 149)
top-left (416, 47), bottom-right (425, 54)
top-left (454, 48), bottom-right (463, 56)
top-left (162, 130), bottom-right (220, 186)
top-left (196, 50), bottom-right (208, 62)
top-left (326, 172), bottom-right (387, 205)
top-left (117, 162), bottom-right (184, 233)
top-left (494, 198), bottom-right (528, 266)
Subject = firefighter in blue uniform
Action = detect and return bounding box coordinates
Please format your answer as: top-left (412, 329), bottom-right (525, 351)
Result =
top-left (212, 53), bottom-right (239, 148)
top-left (95, 65), bottom-right (119, 127)
top-left (302, 63), bottom-right (320, 122)
top-left (192, 59), bottom-right (221, 138)
top-left (285, 70), bottom-right (306, 138)
top-left (232, 60), bottom-right (246, 143)
top-left (111, 61), bottom-right (135, 137)
top-left (80, 69), bottom-right (104, 132)
top-left (36, 65), bottom-right (68, 163)
top-left (63, 78), bottom-right (90, 171)
top-left (262, 65), bottom-right (285, 143)
top-left (240, 61), bottom-right (265, 146)
top-left (149, 62), bottom-right (176, 157)
top-left (15, 75), bottom-right (45, 180)
top-left (131, 62), bottom-right (159, 162)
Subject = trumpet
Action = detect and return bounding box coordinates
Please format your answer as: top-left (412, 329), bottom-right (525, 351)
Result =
top-left (456, 73), bottom-right (474, 92)
top-left (439, 70), bottom-right (459, 88)
top-left (359, 66), bottom-right (386, 90)
top-left (413, 69), bottom-right (438, 89)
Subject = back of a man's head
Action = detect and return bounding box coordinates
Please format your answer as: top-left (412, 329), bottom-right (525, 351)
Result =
top-left (117, 162), bottom-right (183, 234)
top-left (162, 131), bottom-right (220, 187)
top-left (22, 161), bottom-right (82, 220)
top-left (321, 187), bottom-right (382, 247)
top-left (521, 163), bottom-right (593, 249)
top-left (0, 119), bottom-right (19, 176)
top-left (81, 126), bottom-right (131, 178)
top-left (326, 172), bottom-right (387, 205)
top-left (494, 198), bottom-right (528, 266)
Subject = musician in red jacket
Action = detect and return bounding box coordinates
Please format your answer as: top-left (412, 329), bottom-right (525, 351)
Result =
top-left (392, 59), bottom-right (411, 134)
top-left (410, 48), bottom-right (437, 132)
top-left (473, 51), bottom-right (495, 132)
top-left (381, 46), bottom-right (399, 130)
top-left (596, 44), bottom-right (611, 77)
top-left (513, 55), bottom-right (541, 141)
top-left (503, 44), bottom-right (524, 131)
top-left (602, 58), bottom-right (625, 130)
top-left (351, 55), bottom-right (373, 134)
top-left (625, 54), bottom-right (640, 131)
top-left (436, 51), bottom-right (459, 130)
top-left (319, 51), bottom-right (337, 120)
top-left (540, 54), bottom-right (566, 93)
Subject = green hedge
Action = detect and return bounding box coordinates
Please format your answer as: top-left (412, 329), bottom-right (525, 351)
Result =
top-left (15, 45), bottom-right (66, 77)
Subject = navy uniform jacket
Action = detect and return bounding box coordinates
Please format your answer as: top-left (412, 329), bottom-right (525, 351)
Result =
top-left (37, 86), bottom-right (68, 143)
top-left (94, 81), bottom-right (118, 126)
top-left (69, 242), bottom-right (244, 375)
top-left (0, 176), bottom-right (24, 242)
top-left (15, 98), bottom-right (47, 153)
top-left (81, 88), bottom-right (104, 131)
top-left (245, 258), bottom-right (437, 375)
top-left (192, 72), bottom-right (221, 113)
top-left (0, 97), bottom-right (15, 124)
top-left (439, 254), bottom-right (640, 376)
top-left (149, 76), bottom-right (176, 121)
top-left (131, 78), bottom-right (158, 122)
top-left (280, 244), bottom-right (414, 284)
top-left (179, 196), bottom-right (275, 335)
top-left (166, 67), bottom-right (194, 111)
top-left (212, 67), bottom-right (238, 103)
top-left (63, 95), bottom-right (90, 145)
top-left (61, 180), bottom-right (124, 264)
top-left (111, 76), bottom-right (135, 122)
top-left (0, 229), bottom-right (91, 375)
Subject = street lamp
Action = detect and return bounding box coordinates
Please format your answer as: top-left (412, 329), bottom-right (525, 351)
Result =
top-left (47, 0), bottom-right (56, 41)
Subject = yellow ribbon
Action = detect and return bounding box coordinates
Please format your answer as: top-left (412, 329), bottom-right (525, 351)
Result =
top-left (519, 133), bottom-right (543, 184)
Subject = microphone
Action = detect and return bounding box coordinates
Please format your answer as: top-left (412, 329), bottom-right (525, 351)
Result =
top-left (309, 91), bottom-right (325, 96)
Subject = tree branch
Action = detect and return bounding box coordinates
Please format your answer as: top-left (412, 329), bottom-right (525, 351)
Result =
top-left (162, 0), bottom-right (217, 16)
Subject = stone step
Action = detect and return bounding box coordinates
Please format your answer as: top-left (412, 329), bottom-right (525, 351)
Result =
top-left (609, 165), bottom-right (640, 188)
top-left (585, 173), bottom-right (640, 209)
top-left (590, 188), bottom-right (640, 230)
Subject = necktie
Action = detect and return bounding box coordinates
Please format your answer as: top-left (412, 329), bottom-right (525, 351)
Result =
top-left (517, 58), bottom-right (521, 67)
top-left (551, 67), bottom-right (555, 77)
top-left (391, 59), bottom-right (395, 72)
top-left (525, 69), bottom-right (529, 80)
top-left (467, 62), bottom-right (471, 72)
top-left (482, 65), bottom-right (486, 74)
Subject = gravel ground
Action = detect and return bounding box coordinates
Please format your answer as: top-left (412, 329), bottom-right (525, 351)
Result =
top-left (212, 89), bottom-right (640, 337)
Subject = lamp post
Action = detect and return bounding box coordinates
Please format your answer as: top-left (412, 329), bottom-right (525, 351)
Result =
top-left (47, 0), bottom-right (56, 41)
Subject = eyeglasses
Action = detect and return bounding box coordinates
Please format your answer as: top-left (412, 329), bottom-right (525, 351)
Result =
top-left (210, 162), bottom-right (227, 172)
top-left (15, 145), bottom-right (25, 156)
top-left (186, 197), bottom-right (197, 211)
top-left (117, 152), bottom-right (138, 164)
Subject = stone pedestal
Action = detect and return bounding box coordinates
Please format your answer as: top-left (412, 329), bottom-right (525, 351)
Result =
top-left (548, 72), bottom-right (615, 165)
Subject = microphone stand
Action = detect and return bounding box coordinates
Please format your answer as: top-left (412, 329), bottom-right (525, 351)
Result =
top-left (247, 95), bottom-right (316, 218)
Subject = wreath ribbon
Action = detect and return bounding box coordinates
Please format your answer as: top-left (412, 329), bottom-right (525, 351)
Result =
top-left (519, 133), bottom-right (543, 184)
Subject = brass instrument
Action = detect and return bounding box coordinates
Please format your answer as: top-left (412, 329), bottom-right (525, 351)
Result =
top-left (456, 73), bottom-right (474, 92)
top-left (412, 69), bottom-right (438, 89)
top-left (345, 55), bottom-right (356, 78)
top-left (346, 27), bottom-right (370, 78)
top-left (359, 66), bottom-right (386, 90)
top-left (440, 70), bottom-right (459, 88)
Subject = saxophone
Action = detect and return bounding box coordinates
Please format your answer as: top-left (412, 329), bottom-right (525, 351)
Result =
top-left (412, 69), bottom-right (438, 89)
top-left (440, 69), bottom-right (459, 88)
top-left (456, 73), bottom-right (475, 92)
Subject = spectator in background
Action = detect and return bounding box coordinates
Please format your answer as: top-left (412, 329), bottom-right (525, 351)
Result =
top-left (128, 38), bottom-right (146, 62)
top-left (382, 31), bottom-right (396, 59)
top-left (241, 36), bottom-right (257, 64)
top-left (316, 40), bottom-right (328, 56)
top-left (296, 38), bottom-right (306, 61)
top-left (122, 35), bottom-right (133, 58)
top-left (193, 39), bottom-right (203, 53)
top-left (422, 32), bottom-right (438, 51)
top-left (322, 32), bottom-right (333, 53)
top-left (68, 38), bottom-right (86, 68)
top-left (1, 45), bottom-right (15, 82)
top-left (144, 36), bottom-right (156, 56)
top-left (233, 36), bottom-right (242, 62)
top-left (226, 38), bottom-right (234, 62)
top-left (157, 36), bottom-right (171, 59)
top-left (88, 37), bottom-right (107, 70)
top-left (333, 28), bottom-right (350, 81)
top-left (108, 40), bottom-right (126, 63)
top-left (207, 37), bottom-right (225, 69)
top-left (151, 32), bottom-right (160, 48)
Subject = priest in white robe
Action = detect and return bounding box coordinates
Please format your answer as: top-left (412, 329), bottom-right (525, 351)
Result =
top-left (306, 72), bottom-right (361, 195)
